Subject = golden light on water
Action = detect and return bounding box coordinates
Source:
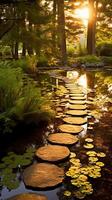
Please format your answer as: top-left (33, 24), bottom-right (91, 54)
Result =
top-left (78, 74), bottom-right (87, 89)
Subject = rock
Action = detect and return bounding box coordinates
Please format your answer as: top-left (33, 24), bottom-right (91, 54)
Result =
top-left (7, 193), bottom-right (48, 200)
top-left (70, 96), bottom-right (86, 100)
top-left (35, 145), bottom-right (70, 162)
top-left (47, 133), bottom-right (78, 145)
top-left (69, 100), bottom-right (86, 104)
top-left (69, 93), bottom-right (84, 97)
top-left (68, 104), bottom-right (87, 110)
top-left (66, 110), bottom-right (87, 116)
top-left (58, 124), bottom-right (83, 134)
top-left (63, 117), bottom-right (87, 125)
top-left (23, 163), bottom-right (64, 188)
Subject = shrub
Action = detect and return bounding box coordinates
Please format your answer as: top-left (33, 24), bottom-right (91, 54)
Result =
top-left (0, 62), bottom-right (54, 134)
top-left (37, 55), bottom-right (48, 67)
top-left (75, 55), bottom-right (101, 65)
top-left (101, 56), bottom-right (112, 65)
top-left (96, 43), bottom-right (112, 56)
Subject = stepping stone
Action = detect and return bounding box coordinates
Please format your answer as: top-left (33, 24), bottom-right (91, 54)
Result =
top-left (69, 100), bottom-right (86, 104)
top-left (69, 93), bottom-right (84, 97)
top-left (63, 117), bottom-right (87, 125)
top-left (66, 110), bottom-right (87, 116)
top-left (35, 145), bottom-right (70, 162)
top-left (47, 133), bottom-right (78, 145)
top-left (70, 96), bottom-right (86, 100)
top-left (58, 124), bottom-right (83, 134)
top-left (23, 163), bottom-right (64, 188)
top-left (68, 104), bottom-right (87, 110)
top-left (7, 193), bottom-right (48, 200)
top-left (69, 90), bottom-right (83, 94)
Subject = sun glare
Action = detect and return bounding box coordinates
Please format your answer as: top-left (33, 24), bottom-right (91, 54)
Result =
top-left (75, 7), bottom-right (89, 20)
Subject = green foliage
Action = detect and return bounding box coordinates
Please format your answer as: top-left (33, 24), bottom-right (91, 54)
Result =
top-left (75, 55), bottom-right (101, 64)
top-left (0, 146), bottom-right (35, 190)
top-left (96, 43), bottom-right (112, 56)
top-left (0, 61), bottom-right (54, 134)
top-left (101, 56), bottom-right (112, 65)
top-left (37, 55), bottom-right (48, 67)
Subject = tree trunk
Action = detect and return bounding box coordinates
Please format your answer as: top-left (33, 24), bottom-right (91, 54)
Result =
top-left (15, 42), bottom-right (19, 59)
top-left (87, 0), bottom-right (96, 55)
top-left (52, 0), bottom-right (57, 52)
top-left (22, 42), bottom-right (26, 57)
top-left (57, 0), bottom-right (67, 65)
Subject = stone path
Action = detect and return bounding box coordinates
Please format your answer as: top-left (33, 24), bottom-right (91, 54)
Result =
top-left (23, 80), bottom-right (88, 192)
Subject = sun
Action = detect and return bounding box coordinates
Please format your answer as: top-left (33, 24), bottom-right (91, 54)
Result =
top-left (74, 7), bottom-right (89, 26)
top-left (75, 7), bottom-right (89, 20)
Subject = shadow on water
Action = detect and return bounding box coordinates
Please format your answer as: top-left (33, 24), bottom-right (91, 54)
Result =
top-left (0, 69), bottom-right (112, 200)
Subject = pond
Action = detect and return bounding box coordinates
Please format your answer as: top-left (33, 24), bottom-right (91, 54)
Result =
top-left (0, 68), bottom-right (112, 200)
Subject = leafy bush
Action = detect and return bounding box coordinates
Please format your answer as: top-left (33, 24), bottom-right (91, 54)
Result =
top-left (37, 55), bottom-right (48, 67)
top-left (0, 62), bottom-right (54, 134)
top-left (101, 56), bottom-right (112, 65)
top-left (75, 55), bottom-right (101, 64)
top-left (96, 43), bottom-right (112, 56)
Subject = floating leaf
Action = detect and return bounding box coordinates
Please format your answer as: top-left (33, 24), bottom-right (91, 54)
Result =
top-left (64, 190), bottom-right (71, 197)
top-left (83, 143), bottom-right (94, 149)
top-left (96, 162), bottom-right (105, 167)
top-left (85, 138), bottom-right (93, 143)
top-left (88, 157), bottom-right (98, 163)
top-left (86, 151), bottom-right (96, 156)
top-left (97, 152), bottom-right (106, 157)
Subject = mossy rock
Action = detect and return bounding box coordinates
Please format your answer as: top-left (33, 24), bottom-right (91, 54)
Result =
top-left (7, 193), bottom-right (48, 200)
top-left (69, 100), bottom-right (86, 105)
top-left (23, 163), bottom-right (64, 188)
top-left (35, 145), bottom-right (70, 162)
top-left (58, 124), bottom-right (83, 134)
top-left (47, 133), bottom-right (78, 145)
top-left (66, 110), bottom-right (87, 116)
top-left (63, 117), bottom-right (87, 125)
top-left (70, 96), bottom-right (86, 100)
top-left (68, 104), bottom-right (87, 110)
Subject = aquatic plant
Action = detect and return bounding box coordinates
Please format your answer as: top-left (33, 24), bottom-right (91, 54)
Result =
top-left (83, 143), bottom-right (94, 149)
top-left (0, 146), bottom-right (35, 190)
top-left (85, 138), bottom-right (93, 143)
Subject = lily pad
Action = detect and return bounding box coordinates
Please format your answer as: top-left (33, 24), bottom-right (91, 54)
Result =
top-left (96, 162), bottom-right (105, 167)
top-left (7, 193), bottom-right (48, 200)
top-left (47, 133), bottom-right (78, 145)
top-left (64, 190), bottom-right (71, 197)
top-left (68, 104), bottom-right (87, 110)
top-left (23, 163), bottom-right (64, 188)
top-left (83, 143), bottom-right (94, 149)
top-left (58, 124), bottom-right (83, 134)
top-left (66, 110), bottom-right (87, 116)
top-left (88, 157), bottom-right (98, 163)
top-left (35, 145), bottom-right (70, 162)
top-left (97, 152), bottom-right (106, 157)
top-left (85, 138), bottom-right (93, 143)
top-left (63, 117), bottom-right (87, 125)
top-left (86, 151), bottom-right (97, 156)
top-left (69, 100), bottom-right (86, 105)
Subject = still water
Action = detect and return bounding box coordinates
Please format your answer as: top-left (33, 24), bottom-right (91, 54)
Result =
top-left (0, 69), bottom-right (112, 200)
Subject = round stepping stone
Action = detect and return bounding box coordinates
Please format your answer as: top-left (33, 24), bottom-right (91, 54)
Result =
top-left (47, 133), bottom-right (78, 145)
top-left (70, 96), bottom-right (86, 100)
top-left (69, 100), bottom-right (86, 104)
top-left (68, 104), bottom-right (87, 110)
top-left (23, 163), bottom-right (64, 188)
top-left (63, 117), bottom-right (87, 125)
top-left (66, 110), bottom-right (87, 116)
top-left (69, 90), bottom-right (83, 94)
top-left (69, 93), bottom-right (84, 97)
top-left (7, 193), bottom-right (48, 200)
top-left (35, 145), bottom-right (70, 162)
top-left (58, 124), bottom-right (83, 134)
